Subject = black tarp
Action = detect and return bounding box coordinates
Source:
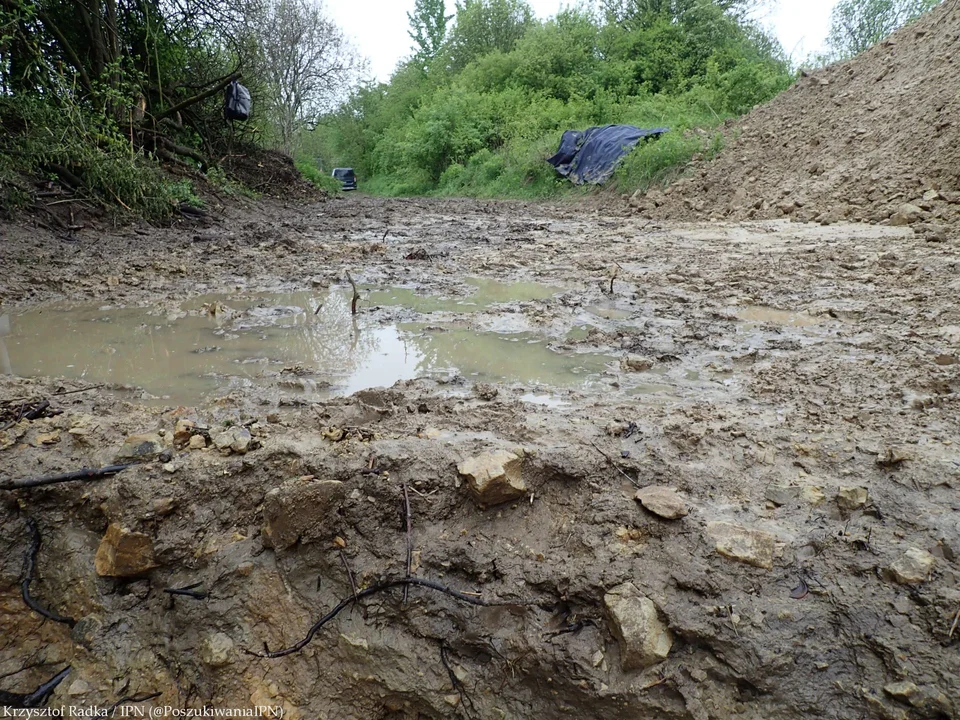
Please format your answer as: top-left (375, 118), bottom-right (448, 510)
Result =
top-left (547, 124), bottom-right (668, 185)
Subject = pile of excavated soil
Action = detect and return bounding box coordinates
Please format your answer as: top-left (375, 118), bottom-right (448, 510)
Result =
top-left (636, 0), bottom-right (960, 238)
top-left (221, 147), bottom-right (323, 200)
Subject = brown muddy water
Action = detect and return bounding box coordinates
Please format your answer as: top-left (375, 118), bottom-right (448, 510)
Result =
top-left (0, 279), bottom-right (617, 403)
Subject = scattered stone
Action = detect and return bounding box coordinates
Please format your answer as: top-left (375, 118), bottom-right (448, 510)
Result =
top-left (67, 678), bottom-right (91, 696)
top-left (934, 353), bottom-right (957, 366)
top-left (474, 383), bottom-right (499, 401)
top-left (884, 681), bottom-right (919, 702)
top-left (877, 447), bottom-right (910, 467)
top-left (706, 521), bottom-right (777, 569)
top-left (443, 695), bottom-right (461, 708)
top-left (634, 486), bottom-right (688, 520)
top-left (262, 478), bottom-right (347, 549)
top-left (162, 462), bottom-right (177, 474)
top-left (115, 432), bottom-right (165, 461)
top-left (889, 203), bottom-right (923, 226)
top-left (800, 485), bottom-right (826, 505)
top-left (836, 486), bottom-right (868, 512)
top-left (188, 434), bottom-right (207, 449)
top-left (889, 547), bottom-right (935, 584)
top-left (604, 582), bottom-right (673, 671)
top-left (457, 449), bottom-right (527, 506)
top-left (765, 484), bottom-right (800, 506)
top-left (151, 498), bottom-right (176, 516)
top-left (266, 412), bottom-right (281, 423)
top-left (201, 632), bottom-right (235, 667)
top-left (35, 430), bottom-right (61, 446)
top-left (621, 355), bottom-right (654, 372)
top-left (212, 426), bottom-right (252, 454)
top-left (94, 524), bottom-right (157, 577)
top-left (174, 419), bottom-right (197, 446)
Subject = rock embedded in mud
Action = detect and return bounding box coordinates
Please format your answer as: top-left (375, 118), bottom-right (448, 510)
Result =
top-left (94, 523), bottom-right (157, 577)
top-left (765, 484), bottom-right (800, 506)
top-left (115, 432), bottom-right (165, 460)
top-left (884, 681), bottom-right (919, 702)
top-left (889, 547), bottom-right (935, 584)
top-left (174, 418), bottom-right (197, 446)
top-left (212, 426), bottom-right (252, 454)
top-left (621, 355), bottom-right (654, 372)
top-left (836, 486), bottom-right (869, 512)
top-left (604, 583), bottom-right (673, 671)
top-left (188, 434), bottom-right (207, 449)
top-left (201, 632), bottom-right (235, 667)
top-left (706, 522), bottom-right (777, 569)
top-left (457, 449), bottom-right (527, 506)
top-left (634, 486), bottom-right (688, 520)
top-left (889, 202), bottom-right (924, 226)
top-left (261, 477), bottom-right (347, 549)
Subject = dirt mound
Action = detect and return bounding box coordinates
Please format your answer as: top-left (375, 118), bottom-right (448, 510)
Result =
top-left (637, 0), bottom-right (960, 236)
top-left (222, 146), bottom-right (323, 200)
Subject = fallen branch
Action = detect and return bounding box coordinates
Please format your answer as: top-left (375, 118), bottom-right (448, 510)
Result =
top-left (402, 481), bottom-right (413, 604)
top-left (1, 464), bottom-right (136, 491)
top-left (253, 577), bottom-right (538, 658)
top-left (21, 519), bottom-right (75, 626)
top-left (0, 400), bottom-right (53, 431)
top-left (345, 271), bottom-right (360, 315)
top-left (338, 549), bottom-right (358, 601)
top-left (586, 440), bottom-right (639, 488)
top-left (154, 72), bottom-right (240, 122)
top-left (163, 583), bottom-right (208, 600)
top-left (0, 666), bottom-right (71, 708)
top-left (440, 643), bottom-right (476, 719)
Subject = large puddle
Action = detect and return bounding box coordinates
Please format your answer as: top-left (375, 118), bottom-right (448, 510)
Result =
top-left (0, 281), bottom-right (617, 403)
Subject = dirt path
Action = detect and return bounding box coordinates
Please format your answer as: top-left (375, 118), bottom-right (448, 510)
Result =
top-left (1, 196), bottom-right (958, 719)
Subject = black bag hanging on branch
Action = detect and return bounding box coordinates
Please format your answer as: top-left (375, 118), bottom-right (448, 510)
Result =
top-left (224, 80), bottom-right (251, 121)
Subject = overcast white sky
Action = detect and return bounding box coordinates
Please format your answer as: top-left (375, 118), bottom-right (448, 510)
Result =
top-left (326, 1), bottom-right (838, 83)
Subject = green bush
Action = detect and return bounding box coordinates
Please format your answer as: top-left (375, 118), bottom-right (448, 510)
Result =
top-left (0, 97), bottom-right (198, 221)
top-left (294, 158), bottom-right (342, 194)
top-left (309, 0), bottom-right (795, 199)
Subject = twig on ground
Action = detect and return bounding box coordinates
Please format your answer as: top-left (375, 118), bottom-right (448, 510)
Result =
top-left (163, 583), bottom-right (208, 600)
top-left (345, 271), bottom-right (360, 316)
top-left (339, 549), bottom-right (358, 601)
top-left (21, 519), bottom-right (75, 626)
top-left (1, 463), bottom-right (136, 491)
top-left (0, 666), bottom-right (71, 708)
top-left (586, 440), bottom-right (639, 487)
top-left (402, 481), bottom-right (413, 604)
top-left (949, 606), bottom-right (960, 639)
top-left (440, 643), bottom-right (476, 718)
top-left (107, 691), bottom-right (162, 715)
top-left (251, 577), bottom-right (539, 658)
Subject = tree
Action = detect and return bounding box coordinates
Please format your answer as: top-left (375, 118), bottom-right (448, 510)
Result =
top-left (256, 0), bottom-right (361, 151)
top-left (445, 0), bottom-right (535, 70)
top-left (826, 0), bottom-right (940, 57)
top-left (408, 0), bottom-right (452, 62)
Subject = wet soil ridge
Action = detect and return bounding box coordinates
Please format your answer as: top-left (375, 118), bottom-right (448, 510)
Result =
top-left (637, 0), bottom-right (960, 239)
top-left (0, 196), bottom-right (958, 719)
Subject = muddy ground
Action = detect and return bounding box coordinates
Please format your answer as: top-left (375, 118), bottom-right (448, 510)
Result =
top-left (0, 195), bottom-right (958, 720)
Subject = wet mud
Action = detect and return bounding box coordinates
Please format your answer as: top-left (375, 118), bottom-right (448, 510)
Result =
top-left (0, 196), bottom-right (958, 719)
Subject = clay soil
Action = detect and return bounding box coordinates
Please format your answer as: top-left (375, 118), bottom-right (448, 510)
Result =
top-left (0, 195), bottom-right (958, 720)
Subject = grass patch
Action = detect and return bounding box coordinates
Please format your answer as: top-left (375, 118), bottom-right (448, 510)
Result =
top-left (294, 158), bottom-right (342, 194)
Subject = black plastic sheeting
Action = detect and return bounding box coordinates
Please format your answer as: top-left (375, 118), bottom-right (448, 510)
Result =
top-left (547, 124), bottom-right (668, 185)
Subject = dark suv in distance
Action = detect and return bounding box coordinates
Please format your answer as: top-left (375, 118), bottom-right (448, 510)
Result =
top-left (332, 167), bottom-right (357, 191)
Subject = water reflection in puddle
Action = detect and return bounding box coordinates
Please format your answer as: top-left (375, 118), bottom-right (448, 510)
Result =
top-left (3, 288), bottom-right (611, 403)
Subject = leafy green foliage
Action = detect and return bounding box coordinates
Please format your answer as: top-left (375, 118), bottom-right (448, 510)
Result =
top-left (293, 157), bottom-right (343, 194)
top-left (310, 0), bottom-right (793, 199)
top-left (825, 0), bottom-right (940, 58)
top-left (0, 96), bottom-right (198, 220)
top-left (408, 0), bottom-right (453, 62)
